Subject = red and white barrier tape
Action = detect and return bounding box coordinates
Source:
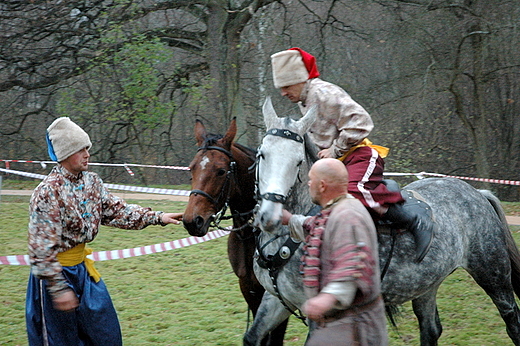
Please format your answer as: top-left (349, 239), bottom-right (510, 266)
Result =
top-left (124, 165), bottom-right (135, 176)
top-left (1, 159), bottom-right (190, 172)
top-left (0, 229), bottom-right (230, 266)
top-left (384, 172), bottom-right (520, 186)
top-left (0, 167), bottom-right (46, 180)
top-left (3, 159), bottom-right (518, 186)
top-left (417, 172), bottom-right (520, 186)
top-left (0, 168), bottom-right (191, 196)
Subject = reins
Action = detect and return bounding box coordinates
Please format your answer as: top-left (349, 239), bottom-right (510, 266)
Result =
top-left (256, 232), bottom-right (307, 326)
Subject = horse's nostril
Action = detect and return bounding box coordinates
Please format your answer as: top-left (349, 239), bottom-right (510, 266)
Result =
top-left (195, 216), bottom-right (204, 229)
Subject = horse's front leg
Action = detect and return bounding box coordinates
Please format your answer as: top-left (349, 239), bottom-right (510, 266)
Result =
top-left (238, 276), bottom-right (290, 346)
top-left (243, 291), bottom-right (293, 346)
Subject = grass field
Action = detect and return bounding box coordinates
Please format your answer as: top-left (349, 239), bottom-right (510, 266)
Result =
top-left (1, 194), bottom-right (520, 345)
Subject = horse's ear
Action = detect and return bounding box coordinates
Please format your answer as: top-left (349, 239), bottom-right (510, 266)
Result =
top-left (262, 96), bottom-right (279, 129)
top-left (222, 117), bottom-right (237, 148)
top-left (194, 119), bottom-right (207, 146)
top-left (296, 105), bottom-right (317, 133)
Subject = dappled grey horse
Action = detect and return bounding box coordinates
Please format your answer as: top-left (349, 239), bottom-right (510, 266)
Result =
top-left (245, 97), bottom-right (520, 346)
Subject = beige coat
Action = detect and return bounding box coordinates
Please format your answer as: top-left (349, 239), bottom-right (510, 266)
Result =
top-left (298, 78), bottom-right (374, 158)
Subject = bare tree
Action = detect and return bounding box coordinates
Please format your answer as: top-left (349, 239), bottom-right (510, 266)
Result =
top-left (1, 0), bottom-right (518, 199)
top-left (0, 0), bottom-right (279, 182)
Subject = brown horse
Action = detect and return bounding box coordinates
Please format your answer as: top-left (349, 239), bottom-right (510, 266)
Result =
top-left (182, 118), bottom-right (289, 345)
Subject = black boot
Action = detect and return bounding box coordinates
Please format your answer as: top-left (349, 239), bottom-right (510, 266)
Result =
top-left (385, 192), bottom-right (436, 262)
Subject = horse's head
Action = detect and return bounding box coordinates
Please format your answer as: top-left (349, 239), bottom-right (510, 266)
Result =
top-left (183, 118), bottom-right (237, 237)
top-left (254, 97), bottom-right (317, 233)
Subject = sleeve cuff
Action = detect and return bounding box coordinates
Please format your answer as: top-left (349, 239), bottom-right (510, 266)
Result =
top-left (157, 211), bottom-right (166, 226)
top-left (288, 215), bottom-right (311, 241)
top-left (321, 281), bottom-right (357, 309)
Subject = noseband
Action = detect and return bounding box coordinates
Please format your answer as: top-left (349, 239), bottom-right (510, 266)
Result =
top-left (256, 128), bottom-right (304, 204)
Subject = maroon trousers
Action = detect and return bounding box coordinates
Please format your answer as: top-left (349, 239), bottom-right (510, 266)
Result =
top-left (343, 146), bottom-right (404, 218)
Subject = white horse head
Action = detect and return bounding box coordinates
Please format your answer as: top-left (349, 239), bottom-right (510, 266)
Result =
top-left (254, 97), bottom-right (317, 233)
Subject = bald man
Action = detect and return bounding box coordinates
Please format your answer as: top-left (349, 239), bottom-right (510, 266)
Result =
top-left (283, 159), bottom-right (387, 346)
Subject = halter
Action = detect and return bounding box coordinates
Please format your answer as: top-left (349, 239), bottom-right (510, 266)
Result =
top-left (190, 145), bottom-right (254, 231)
top-left (255, 128), bottom-right (304, 204)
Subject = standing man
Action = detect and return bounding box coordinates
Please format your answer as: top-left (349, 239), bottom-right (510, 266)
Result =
top-left (282, 158), bottom-right (387, 345)
top-left (26, 117), bottom-right (183, 346)
top-left (271, 47), bottom-right (435, 262)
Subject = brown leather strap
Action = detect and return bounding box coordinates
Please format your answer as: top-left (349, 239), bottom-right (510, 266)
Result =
top-left (323, 295), bottom-right (383, 323)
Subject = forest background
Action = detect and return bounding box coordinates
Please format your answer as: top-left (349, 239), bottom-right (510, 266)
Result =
top-left (1, 0), bottom-right (518, 201)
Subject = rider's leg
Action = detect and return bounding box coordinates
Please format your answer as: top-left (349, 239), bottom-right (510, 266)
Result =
top-left (384, 194), bottom-right (436, 262)
top-left (342, 146), bottom-right (435, 262)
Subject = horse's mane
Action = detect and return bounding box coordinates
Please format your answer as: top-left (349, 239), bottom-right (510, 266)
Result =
top-left (233, 142), bottom-right (257, 159)
top-left (303, 133), bottom-right (319, 164)
top-left (201, 133), bottom-right (223, 148)
top-left (202, 132), bottom-right (256, 161)
top-left (283, 116), bottom-right (294, 127)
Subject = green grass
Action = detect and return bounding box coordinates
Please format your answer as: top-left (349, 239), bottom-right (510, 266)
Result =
top-left (1, 197), bottom-right (520, 345)
top-left (0, 178), bottom-right (191, 192)
top-left (0, 179), bottom-right (40, 190)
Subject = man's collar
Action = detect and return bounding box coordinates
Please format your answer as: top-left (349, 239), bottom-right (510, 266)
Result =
top-left (323, 193), bottom-right (354, 210)
top-left (57, 164), bottom-right (83, 182)
top-left (299, 79), bottom-right (313, 106)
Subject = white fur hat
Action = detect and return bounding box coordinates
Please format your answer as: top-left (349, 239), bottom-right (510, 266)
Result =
top-left (46, 117), bottom-right (92, 162)
top-left (271, 50), bottom-right (309, 88)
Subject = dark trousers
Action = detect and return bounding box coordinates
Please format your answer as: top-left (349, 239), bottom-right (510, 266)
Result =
top-left (26, 263), bottom-right (122, 346)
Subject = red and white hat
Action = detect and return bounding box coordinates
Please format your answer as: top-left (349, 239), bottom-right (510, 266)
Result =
top-left (271, 47), bottom-right (320, 88)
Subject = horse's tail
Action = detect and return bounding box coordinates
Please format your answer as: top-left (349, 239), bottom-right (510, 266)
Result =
top-left (480, 189), bottom-right (520, 298)
top-left (385, 304), bottom-right (400, 329)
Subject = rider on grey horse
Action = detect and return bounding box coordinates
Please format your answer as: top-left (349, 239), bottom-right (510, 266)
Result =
top-left (270, 47), bottom-right (436, 262)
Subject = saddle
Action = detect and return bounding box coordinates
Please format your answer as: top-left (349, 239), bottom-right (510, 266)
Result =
top-left (377, 179), bottom-right (434, 233)
top-left (380, 179), bottom-right (436, 262)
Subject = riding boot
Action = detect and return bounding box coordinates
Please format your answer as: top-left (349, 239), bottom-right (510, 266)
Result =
top-left (384, 193), bottom-right (436, 262)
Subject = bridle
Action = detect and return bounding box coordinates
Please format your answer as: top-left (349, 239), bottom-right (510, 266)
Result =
top-left (254, 127), bottom-right (308, 325)
top-left (255, 128), bottom-right (305, 204)
top-left (190, 145), bottom-right (254, 232)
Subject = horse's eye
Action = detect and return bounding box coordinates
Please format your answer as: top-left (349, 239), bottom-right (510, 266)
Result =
top-left (217, 169), bottom-right (226, 176)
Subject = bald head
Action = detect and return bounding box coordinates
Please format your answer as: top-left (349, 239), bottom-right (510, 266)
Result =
top-left (308, 158), bottom-right (350, 206)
